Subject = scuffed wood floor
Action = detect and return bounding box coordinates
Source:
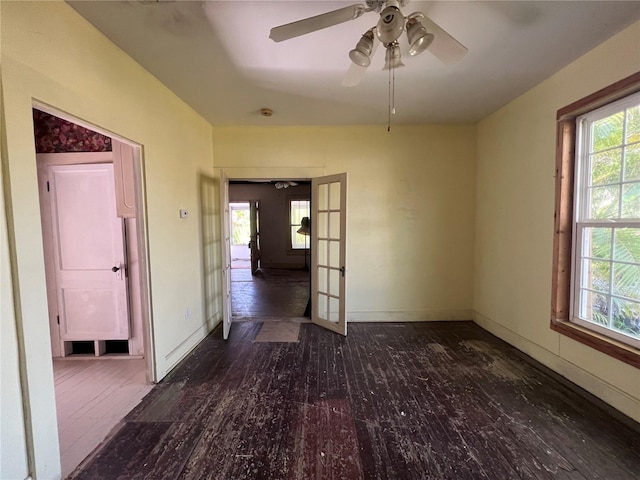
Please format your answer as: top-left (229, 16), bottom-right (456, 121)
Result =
top-left (69, 322), bottom-right (640, 479)
top-left (54, 358), bottom-right (152, 478)
top-left (231, 268), bottom-right (309, 319)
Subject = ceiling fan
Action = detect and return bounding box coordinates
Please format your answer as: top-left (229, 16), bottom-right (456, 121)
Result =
top-left (274, 181), bottom-right (299, 189)
top-left (269, 0), bottom-right (468, 86)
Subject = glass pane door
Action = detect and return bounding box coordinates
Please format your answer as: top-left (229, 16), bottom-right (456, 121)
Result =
top-left (311, 173), bottom-right (347, 335)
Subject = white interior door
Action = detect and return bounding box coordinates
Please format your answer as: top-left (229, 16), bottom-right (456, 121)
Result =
top-left (311, 173), bottom-right (348, 335)
top-left (48, 164), bottom-right (129, 340)
top-left (219, 169), bottom-right (232, 339)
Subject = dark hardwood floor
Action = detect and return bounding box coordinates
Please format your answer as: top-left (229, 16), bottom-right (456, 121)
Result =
top-left (69, 322), bottom-right (640, 480)
top-left (231, 268), bottom-right (309, 319)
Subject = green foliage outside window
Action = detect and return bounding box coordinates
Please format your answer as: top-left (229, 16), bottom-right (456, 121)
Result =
top-left (581, 102), bottom-right (640, 338)
top-left (231, 208), bottom-right (250, 246)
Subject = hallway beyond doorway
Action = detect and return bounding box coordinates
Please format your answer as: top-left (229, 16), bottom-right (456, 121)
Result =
top-left (231, 268), bottom-right (309, 319)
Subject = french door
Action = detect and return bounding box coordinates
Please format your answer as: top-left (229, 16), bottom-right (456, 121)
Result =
top-left (311, 173), bottom-right (348, 335)
top-left (219, 169), bottom-right (232, 339)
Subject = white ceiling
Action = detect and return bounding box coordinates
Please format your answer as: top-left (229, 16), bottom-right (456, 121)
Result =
top-left (67, 1), bottom-right (640, 126)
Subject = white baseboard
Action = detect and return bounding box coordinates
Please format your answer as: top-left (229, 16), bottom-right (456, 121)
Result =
top-left (158, 321), bottom-right (212, 380)
top-left (348, 309), bottom-right (473, 322)
top-left (207, 311), bottom-right (221, 331)
top-left (473, 311), bottom-right (640, 424)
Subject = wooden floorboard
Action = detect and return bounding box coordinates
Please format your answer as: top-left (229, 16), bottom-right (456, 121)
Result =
top-left (231, 268), bottom-right (309, 319)
top-left (69, 322), bottom-right (640, 480)
top-left (54, 358), bottom-right (152, 478)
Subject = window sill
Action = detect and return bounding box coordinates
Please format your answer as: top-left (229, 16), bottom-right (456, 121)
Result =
top-left (550, 319), bottom-right (640, 368)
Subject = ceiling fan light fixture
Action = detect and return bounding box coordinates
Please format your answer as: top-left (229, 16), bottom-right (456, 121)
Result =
top-left (406, 17), bottom-right (434, 56)
top-left (376, 4), bottom-right (405, 44)
top-left (383, 43), bottom-right (404, 70)
top-left (349, 30), bottom-right (375, 67)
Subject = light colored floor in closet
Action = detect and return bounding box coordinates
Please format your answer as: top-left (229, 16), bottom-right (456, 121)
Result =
top-left (54, 358), bottom-right (152, 478)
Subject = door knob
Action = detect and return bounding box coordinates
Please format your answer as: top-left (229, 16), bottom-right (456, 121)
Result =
top-left (112, 266), bottom-right (120, 272)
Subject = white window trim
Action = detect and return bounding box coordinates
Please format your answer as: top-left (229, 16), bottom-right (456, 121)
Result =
top-left (570, 91), bottom-right (640, 349)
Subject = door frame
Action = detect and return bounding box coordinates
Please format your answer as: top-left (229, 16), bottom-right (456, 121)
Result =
top-left (221, 175), bottom-right (325, 332)
top-left (32, 102), bottom-right (156, 382)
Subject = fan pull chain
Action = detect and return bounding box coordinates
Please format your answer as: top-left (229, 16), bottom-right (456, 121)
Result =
top-left (387, 64), bottom-right (397, 132)
top-left (387, 64), bottom-right (392, 132)
top-left (392, 65), bottom-right (396, 115)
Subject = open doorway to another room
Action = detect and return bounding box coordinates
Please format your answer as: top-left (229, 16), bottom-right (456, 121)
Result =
top-left (32, 108), bottom-right (153, 478)
top-left (230, 202), bottom-right (251, 270)
top-left (229, 181), bottom-right (311, 321)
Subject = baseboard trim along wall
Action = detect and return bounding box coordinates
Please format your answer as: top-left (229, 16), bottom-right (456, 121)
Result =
top-left (348, 309), bottom-right (473, 323)
top-left (161, 322), bottom-right (212, 380)
top-left (473, 311), bottom-right (640, 424)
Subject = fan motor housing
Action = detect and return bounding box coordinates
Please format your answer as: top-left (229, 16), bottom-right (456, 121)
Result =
top-left (376, 5), bottom-right (405, 44)
top-left (366, 0), bottom-right (409, 11)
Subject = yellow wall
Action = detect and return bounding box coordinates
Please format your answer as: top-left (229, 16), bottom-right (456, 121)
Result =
top-left (213, 125), bottom-right (477, 321)
top-left (2, 0), bottom-right (638, 477)
top-left (1, 75), bottom-right (31, 480)
top-left (1, 2), bottom-right (216, 477)
top-left (475, 20), bottom-right (640, 422)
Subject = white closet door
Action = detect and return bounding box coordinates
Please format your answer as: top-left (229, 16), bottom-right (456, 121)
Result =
top-left (48, 164), bottom-right (129, 340)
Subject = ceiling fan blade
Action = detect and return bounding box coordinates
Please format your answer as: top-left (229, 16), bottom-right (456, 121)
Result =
top-left (343, 64), bottom-right (368, 87)
top-left (270, 4), bottom-right (367, 42)
top-left (420, 15), bottom-right (468, 64)
top-left (342, 34), bottom-right (379, 87)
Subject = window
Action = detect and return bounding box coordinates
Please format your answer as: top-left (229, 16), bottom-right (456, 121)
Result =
top-left (290, 199), bottom-right (310, 249)
top-left (573, 94), bottom-right (640, 348)
top-left (552, 72), bottom-right (640, 367)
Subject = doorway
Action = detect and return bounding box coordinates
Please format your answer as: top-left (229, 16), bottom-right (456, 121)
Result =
top-left (230, 202), bottom-right (251, 270)
top-left (219, 173), bottom-right (349, 339)
top-left (228, 181), bottom-right (311, 321)
top-left (32, 107), bottom-right (154, 477)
